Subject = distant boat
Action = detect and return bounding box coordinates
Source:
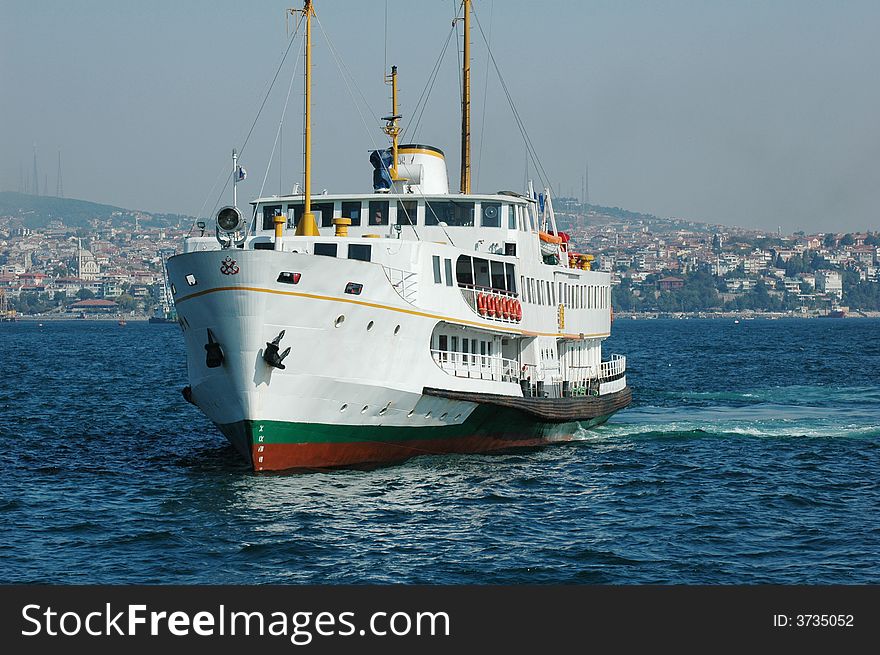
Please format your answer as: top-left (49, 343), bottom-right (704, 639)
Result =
top-left (118, 319), bottom-right (127, 327)
top-left (822, 308), bottom-right (846, 318)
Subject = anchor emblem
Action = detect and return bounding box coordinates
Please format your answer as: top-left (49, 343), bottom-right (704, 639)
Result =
top-left (220, 256), bottom-right (240, 275)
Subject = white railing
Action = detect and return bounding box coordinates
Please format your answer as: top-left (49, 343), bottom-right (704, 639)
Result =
top-left (431, 349), bottom-right (519, 383)
top-left (600, 354), bottom-right (626, 380)
top-left (562, 354), bottom-right (626, 396)
top-left (457, 283), bottom-right (521, 323)
top-left (383, 266), bottom-right (418, 304)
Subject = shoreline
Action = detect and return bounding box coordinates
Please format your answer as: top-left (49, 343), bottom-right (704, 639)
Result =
top-left (615, 310), bottom-right (880, 320)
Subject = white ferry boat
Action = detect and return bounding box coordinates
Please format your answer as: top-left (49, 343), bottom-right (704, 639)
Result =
top-left (167, 0), bottom-right (630, 471)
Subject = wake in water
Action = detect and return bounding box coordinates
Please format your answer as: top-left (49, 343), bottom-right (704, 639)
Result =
top-left (577, 385), bottom-right (880, 441)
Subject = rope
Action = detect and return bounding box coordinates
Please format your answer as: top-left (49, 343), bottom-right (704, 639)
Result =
top-left (208, 16), bottom-right (304, 222)
top-left (471, 2), bottom-right (554, 196)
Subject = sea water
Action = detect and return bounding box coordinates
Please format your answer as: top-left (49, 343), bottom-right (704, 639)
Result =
top-left (0, 318), bottom-right (877, 583)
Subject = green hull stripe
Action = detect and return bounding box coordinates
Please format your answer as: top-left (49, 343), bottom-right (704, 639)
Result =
top-left (222, 404), bottom-right (617, 446)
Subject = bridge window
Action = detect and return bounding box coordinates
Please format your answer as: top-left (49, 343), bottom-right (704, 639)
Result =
top-left (368, 200), bottom-right (389, 226)
top-left (444, 258), bottom-right (453, 286)
top-left (342, 201), bottom-right (362, 226)
top-left (432, 255), bottom-right (442, 284)
top-left (425, 200), bottom-right (474, 226)
top-left (481, 202), bottom-right (501, 227)
top-left (314, 202), bottom-right (335, 228)
top-left (262, 205), bottom-right (282, 230)
top-left (396, 200), bottom-right (418, 226)
top-left (507, 205), bottom-right (517, 229)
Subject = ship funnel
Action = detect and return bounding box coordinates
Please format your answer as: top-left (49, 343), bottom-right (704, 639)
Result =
top-left (396, 144), bottom-right (449, 194)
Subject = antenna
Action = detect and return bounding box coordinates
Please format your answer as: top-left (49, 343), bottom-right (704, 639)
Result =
top-left (32, 144), bottom-right (39, 196)
top-left (56, 150), bottom-right (64, 197)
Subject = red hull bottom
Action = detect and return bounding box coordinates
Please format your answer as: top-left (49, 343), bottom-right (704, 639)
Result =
top-left (251, 434), bottom-right (574, 471)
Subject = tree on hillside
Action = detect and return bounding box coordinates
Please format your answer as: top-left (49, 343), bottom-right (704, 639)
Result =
top-left (76, 288), bottom-right (95, 300)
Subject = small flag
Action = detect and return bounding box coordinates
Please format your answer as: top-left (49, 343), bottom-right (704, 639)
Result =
top-left (235, 165), bottom-right (247, 182)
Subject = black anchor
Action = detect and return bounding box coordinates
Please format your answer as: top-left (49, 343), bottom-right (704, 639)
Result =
top-left (205, 328), bottom-right (224, 368)
top-left (263, 330), bottom-right (291, 370)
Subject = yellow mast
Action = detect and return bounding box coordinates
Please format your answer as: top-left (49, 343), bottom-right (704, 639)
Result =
top-left (383, 65), bottom-right (404, 181)
top-left (295, 0), bottom-right (319, 236)
top-left (459, 0), bottom-right (471, 195)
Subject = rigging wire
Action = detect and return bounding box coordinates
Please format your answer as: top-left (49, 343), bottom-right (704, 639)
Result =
top-left (207, 15), bottom-right (304, 221)
top-left (473, 0), bottom-right (494, 191)
top-left (402, 23), bottom-right (456, 143)
top-left (314, 12), bottom-right (422, 240)
top-left (470, 2), bottom-right (554, 196)
top-left (258, 38), bottom-right (304, 203)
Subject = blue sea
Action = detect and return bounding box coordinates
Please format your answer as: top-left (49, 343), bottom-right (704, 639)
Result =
top-left (1, 318), bottom-right (877, 584)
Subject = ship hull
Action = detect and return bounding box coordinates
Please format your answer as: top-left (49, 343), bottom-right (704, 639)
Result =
top-left (217, 397), bottom-right (626, 471)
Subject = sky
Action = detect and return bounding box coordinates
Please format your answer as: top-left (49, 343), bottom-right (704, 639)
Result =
top-left (1, 0), bottom-right (878, 233)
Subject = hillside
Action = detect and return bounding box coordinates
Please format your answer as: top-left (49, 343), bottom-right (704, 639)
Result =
top-left (0, 192), bottom-right (190, 229)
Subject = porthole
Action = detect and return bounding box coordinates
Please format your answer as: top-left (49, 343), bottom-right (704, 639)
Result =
top-left (367, 320), bottom-right (374, 331)
top-left (425, 412), bottom-right (432, 419)
top-left (185, 274), bottom-right (197, 286)
top-left (394, 325), bottom-right (401, 335)
top-left (334, 315), bottom-right (345, 328)
top-left (440, 413), bottom-right (448, 420)
top-left (378, 404), bottom-right (389, 416)
top-left (340, 404), bottom-right (348, 412)
top-left (407, 410), bottom-right (414, 418)
top-left (454, 414), bottom-right (461, 420)
top-left (361, 405), bottom-right (369, 414)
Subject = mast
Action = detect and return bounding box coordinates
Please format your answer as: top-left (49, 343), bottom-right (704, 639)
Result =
top-left (295, 0), bottom-right (319, 236)
top-left (459, 0), bottom-right (471, 195)
top-left (383, 65), bottom-right (404, 181)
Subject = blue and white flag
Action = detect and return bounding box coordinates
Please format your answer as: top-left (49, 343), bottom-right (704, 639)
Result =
top-left (235, 165), bottom-right (247, 182)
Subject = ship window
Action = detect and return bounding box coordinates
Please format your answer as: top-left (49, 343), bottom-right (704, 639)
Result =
top-left (314, 243), bottom-right (337, 257)
top-left (488, 341), bottom-right (493, 356)
top-left (185, 274), bottom-right (197, 287)
top-left (368, 200), bottom-right (389, 226)
top-left (425, 200), bottom-right (474, 226)
top-left (396, 200), bottom-right (418, 225)
top-left (473, 258), bottom-right (490, 288)
top-left (438, 334), bottom-right (448, 362)
top-left (505, 263), bottom-right (517, 294)
top-left (314, 202), bottom-right (335, 228)
top-left (451, 336), bottom-right (459, 355)
top-left (342, 201), bottom-right (362, 226)
top-left (520, 276), bottom-right (525, 299)
top-left (285, 204), bottom-right (303, 229)
top-left (550, 281), bottom-right (556, 305)
top-left (490, 260), bottom-right (506, 291)
top-left (432, 255), bottom-right (442, 284)
top-left (348, 244), bottom-right (371, 262)
top-left (444, 258), bottom-right (453, 286)
top-left (455, 255), bottom-right (474, 286)
top-left (507, 205), bottom-right (517, 229)
top-left (262, 205), bottom-right (283, 230)
top-left (481, 202), bottom-right (501, 227)
top-left (471, 339), bottom-right (478, 364)
top-left (480, 341), bottom-right (486, 356)
top-left (537, 281), bottom-right (544, 305)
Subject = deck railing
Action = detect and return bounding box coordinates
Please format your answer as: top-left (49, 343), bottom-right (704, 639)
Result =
top-left (431, 349), bottom-right (519, 384)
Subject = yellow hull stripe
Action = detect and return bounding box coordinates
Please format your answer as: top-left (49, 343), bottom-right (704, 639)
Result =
top-left (175, 285), bottom-right (609, 340)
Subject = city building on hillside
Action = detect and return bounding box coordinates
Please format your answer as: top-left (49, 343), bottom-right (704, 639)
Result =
top-left (815, 270), bottom-right (843, 299)
top-left (658, 276), bottom-right (685, 291)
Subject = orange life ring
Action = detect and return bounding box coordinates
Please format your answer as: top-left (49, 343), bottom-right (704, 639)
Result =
top-left (498, 296), bottom-right (507, 319)
top-left (486, 294), bottom-right (496, 318)
top-left (505, 297), bottom-right (513, 320)
top-left (514, 299), bottom-right (522, 321)
top-left (477, 292), bottom-right (487, 316)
